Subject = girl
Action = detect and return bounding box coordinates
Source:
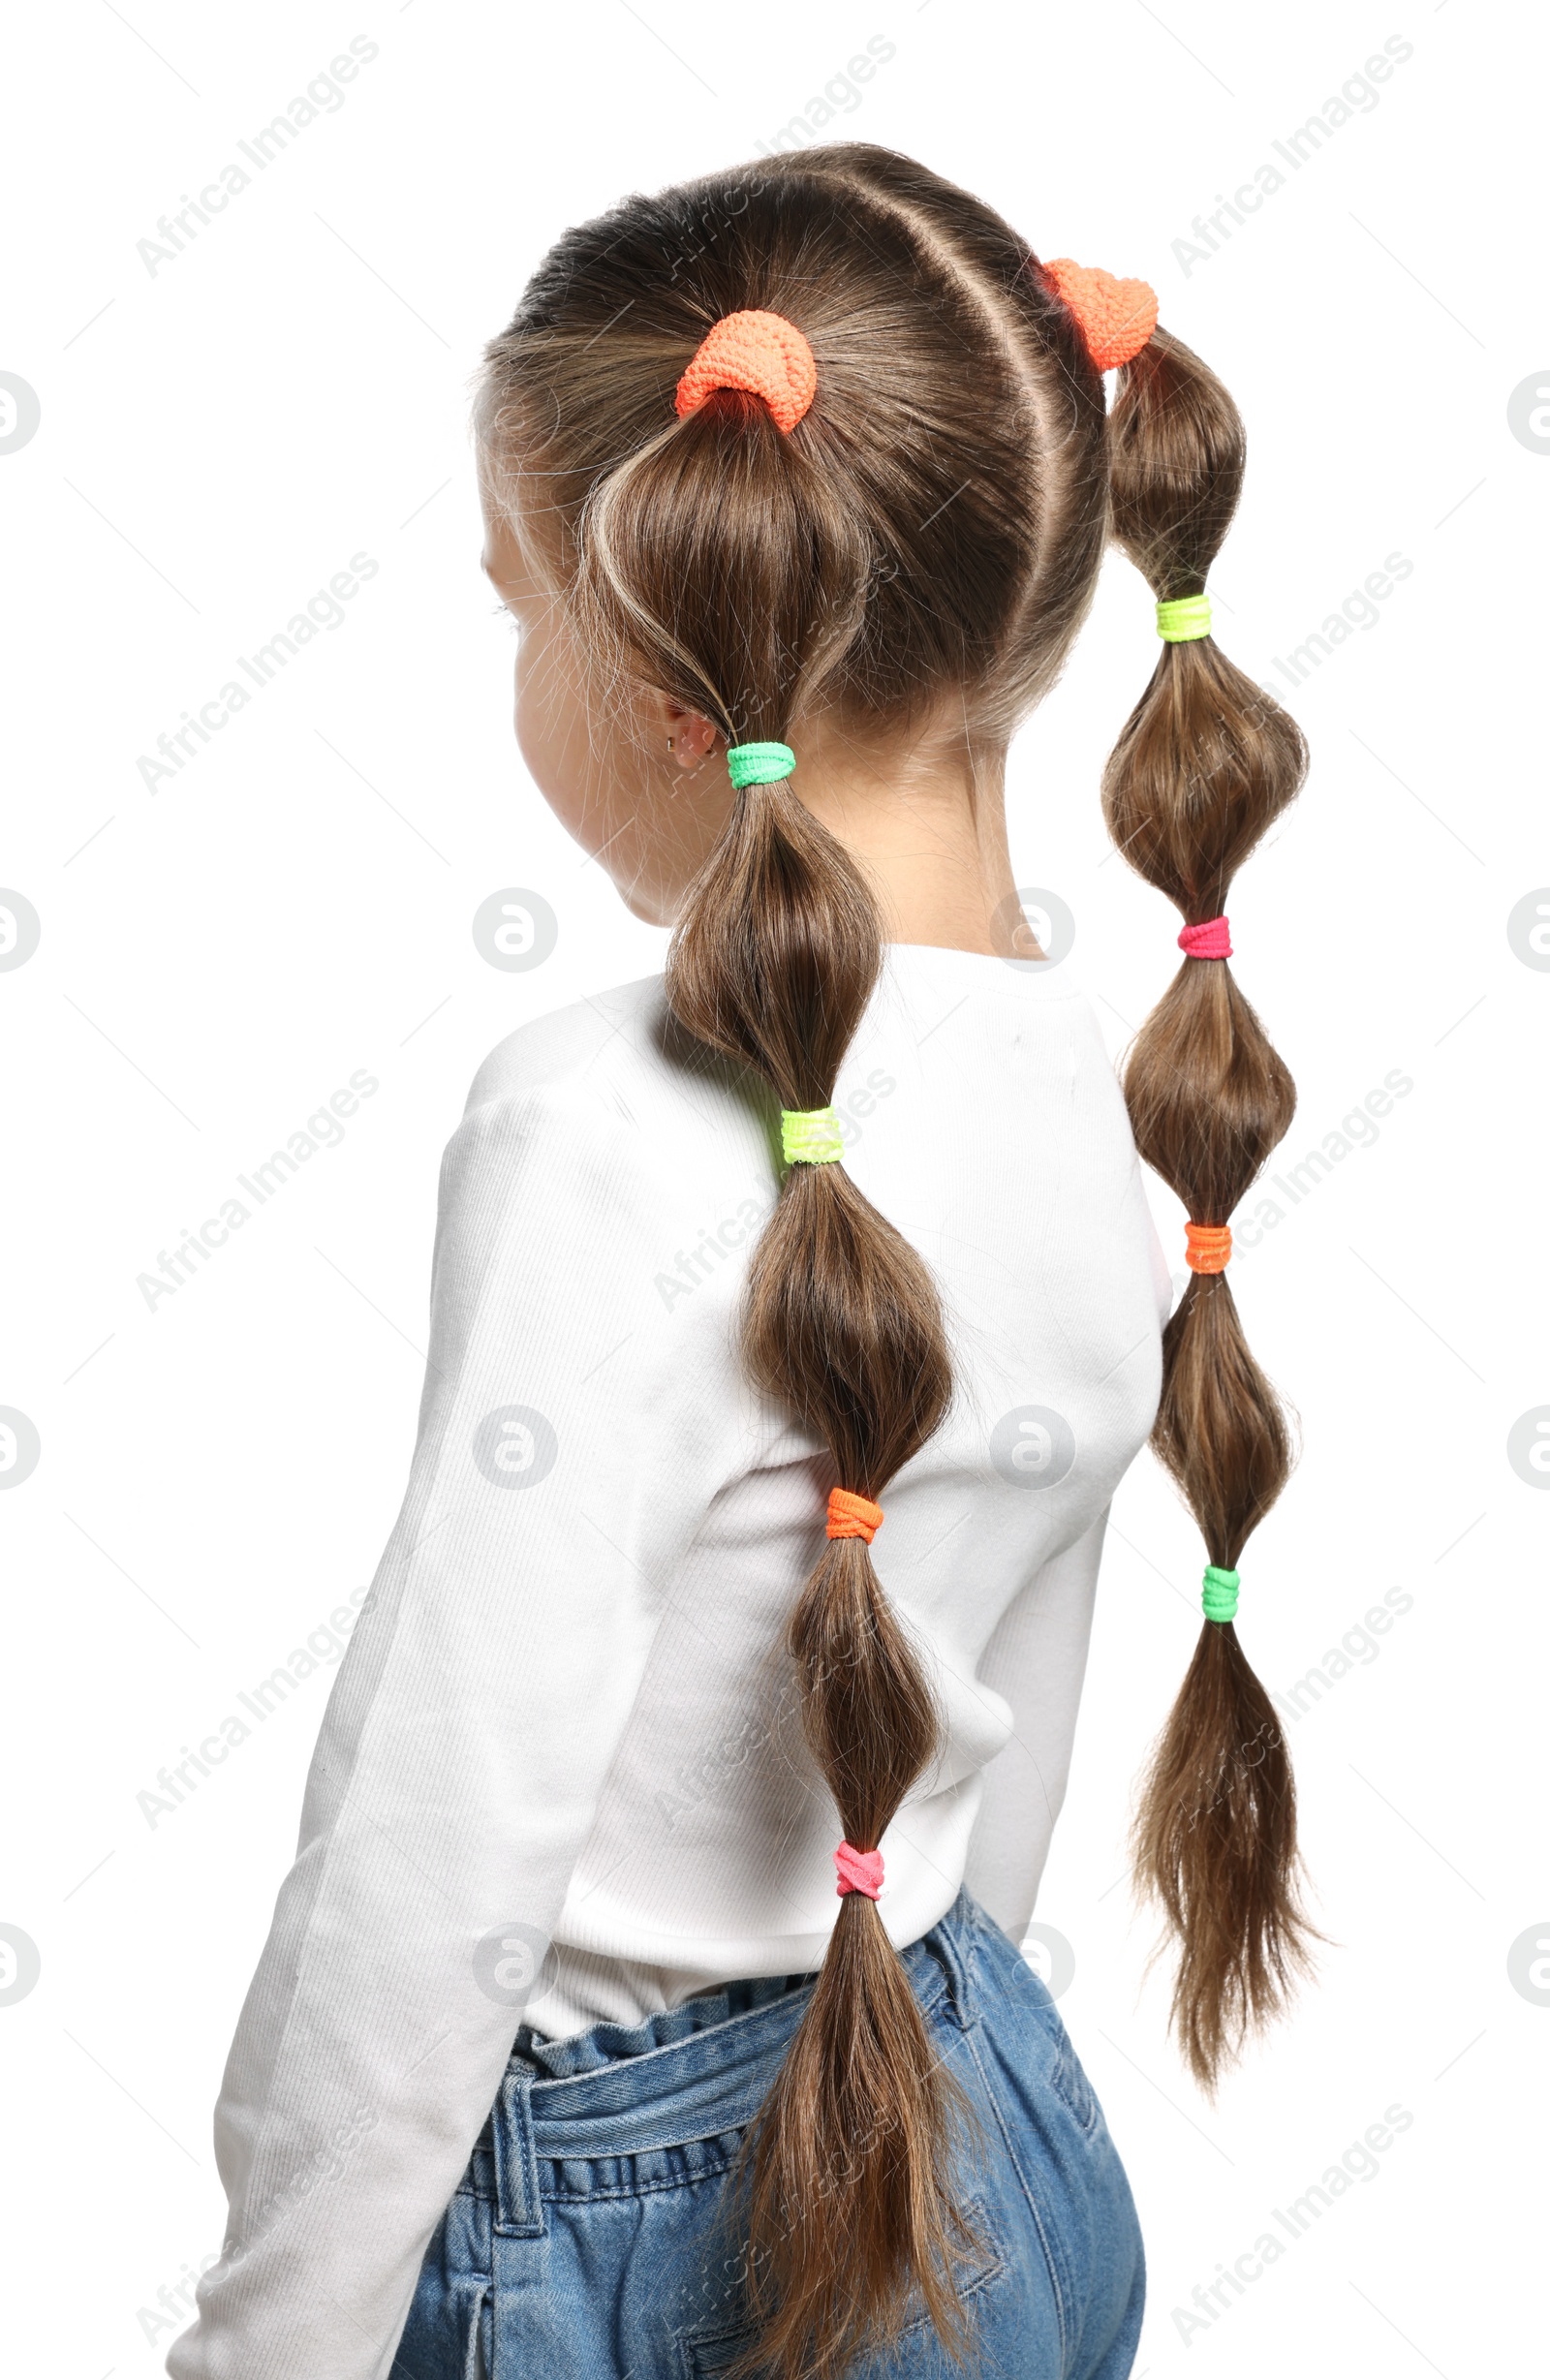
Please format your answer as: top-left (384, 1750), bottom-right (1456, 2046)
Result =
top-left (170, 145), bottom-right (1315, 2380)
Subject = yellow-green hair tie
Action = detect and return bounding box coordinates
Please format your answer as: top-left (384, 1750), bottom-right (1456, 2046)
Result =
top-left (1201, 1563), bottom-right (1239, 1623)
top-left (781, 1106), bottom-right (844, 1166)
top-left (1157, 594), bottom-right (1212, 643)
top-left (727, 741), bottom-right (795, 789)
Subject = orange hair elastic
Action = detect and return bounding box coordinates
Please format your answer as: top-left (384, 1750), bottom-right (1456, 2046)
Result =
top-left (1185, 1222), bottom-right (1232, 1275)
top-left (674, 310), bottom-right (817, 434)
top-left (826, 1487), bottom-right (883, 1544)
top-left (1039, 259), bottom-right (1158, 372)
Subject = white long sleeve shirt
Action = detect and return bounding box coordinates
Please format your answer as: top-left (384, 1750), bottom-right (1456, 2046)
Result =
top-left (168, 938), bottom-right (1170, 2380)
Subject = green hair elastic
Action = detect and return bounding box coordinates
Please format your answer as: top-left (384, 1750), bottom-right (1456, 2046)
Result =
top-left (781, 1106), bottom-right (844, 1166)
top-left (1156, 594), bottom-right (1213, 643)
top-left (727, 741), bottom-right (796, 789)
top-left (1201, 1563), bottom-right (1240, 1623)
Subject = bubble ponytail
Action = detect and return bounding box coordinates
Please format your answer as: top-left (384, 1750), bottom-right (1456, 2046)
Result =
top-left (1101, 325), bottom-right (1323, 2088)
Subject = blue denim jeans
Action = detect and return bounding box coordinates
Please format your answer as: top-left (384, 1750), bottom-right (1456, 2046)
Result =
top-left (390, 1890), bottom-right (1143, 2378)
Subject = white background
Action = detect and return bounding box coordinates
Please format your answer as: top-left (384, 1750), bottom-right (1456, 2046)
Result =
top-left (2, 1), bottom-right (1544, 2371)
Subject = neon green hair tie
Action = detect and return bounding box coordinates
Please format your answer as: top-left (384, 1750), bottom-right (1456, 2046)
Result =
top-left (781, 1106), bottom-right (844, 1166)
top-left (1201, 1563), bottom-right (1240, 1623)
top-left (727, 741), bottom-right (795, 789)
top-left (1157, 594), bottom-right (1212, 643)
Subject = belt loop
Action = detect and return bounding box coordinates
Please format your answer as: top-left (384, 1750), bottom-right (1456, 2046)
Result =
top-left (492, 2066), bottom-right (545, 2237)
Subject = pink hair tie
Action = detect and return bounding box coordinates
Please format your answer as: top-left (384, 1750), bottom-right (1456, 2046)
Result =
top-left (1178, 915), bottom-right (1232, 961)
top-left (834, 1841), bottom-right (884, 1901)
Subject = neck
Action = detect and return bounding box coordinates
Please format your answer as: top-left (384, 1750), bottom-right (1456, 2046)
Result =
top-left (787, 710), bottom-right (1019, 957)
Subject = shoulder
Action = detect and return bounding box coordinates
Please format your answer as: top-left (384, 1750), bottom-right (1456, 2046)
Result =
top-left (442, 974), bottom-right (775, 1240)
top-left (424, 983), bottom-right (778, 1402)
top-left (463, 973), bottom-right (668, 1118)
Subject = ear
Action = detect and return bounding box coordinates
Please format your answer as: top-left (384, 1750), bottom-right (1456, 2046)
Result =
top-left (640, 687), bottom-right (720, 773)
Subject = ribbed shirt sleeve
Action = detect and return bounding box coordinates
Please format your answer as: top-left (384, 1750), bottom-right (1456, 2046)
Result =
top-left (168, 1083), bottom-right (746, 2380)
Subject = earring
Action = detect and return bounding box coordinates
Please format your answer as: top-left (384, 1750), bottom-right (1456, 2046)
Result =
top-left (666, 734), bottom-right (675, 752)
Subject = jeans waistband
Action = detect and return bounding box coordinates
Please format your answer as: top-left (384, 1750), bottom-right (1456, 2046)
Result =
top-left (480, 1889), bottom-right (984, 2236)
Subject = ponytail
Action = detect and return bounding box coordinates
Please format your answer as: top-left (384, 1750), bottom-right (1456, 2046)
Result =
top-left (581, 383), bottom-right (979, 2377)
top-left (1101, 326), bottom-right (1323, 2088)
top-left (669, 783), bottom-right (978, 2380)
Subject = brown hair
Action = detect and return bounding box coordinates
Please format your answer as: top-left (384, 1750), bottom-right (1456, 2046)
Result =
top-left (479, 142), bottom-right (1314, 2377)
top-left (1102, 335), bottom-right (1321, 2086)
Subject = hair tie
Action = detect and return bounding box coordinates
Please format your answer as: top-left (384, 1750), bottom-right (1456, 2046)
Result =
top-left (1201, 1564), bottom-right (1240, 1623)
top-left (1185, 1222), bottom-right (1232, 1274)
top-left (1157, 594), bottom-right (1213, 643)
top-left (834, 1840), bottom-right (884, 1900)
top-left (674, 310), bottom-right (817, 434)
top-left (826, 1487), bottom-right (883, 1543)
top-left (781, 1106), bottom-right (844, 1166)
top-left (1038, 258), bottom-right (1158, 372)
top-left (727, 741), bottom-right (795, 789)
top-left (1178, 915), bottom-right (1232, 960)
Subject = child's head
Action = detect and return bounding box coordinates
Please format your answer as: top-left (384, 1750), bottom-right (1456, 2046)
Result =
top-left (477, 145), bottom-right (1311, 2380)
top-left (477, 145), bottom-right (1118, 925)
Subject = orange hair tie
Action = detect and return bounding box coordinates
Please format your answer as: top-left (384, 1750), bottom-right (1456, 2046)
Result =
top-left (1185, 1222), bottom-right (1232, 1275)
top-left (1039, 258), bottom-right (1158, 372)
top-left (673, 309), bottom-right (817, 434)
top-left (826, 1487), bottom-right (883, 1544)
